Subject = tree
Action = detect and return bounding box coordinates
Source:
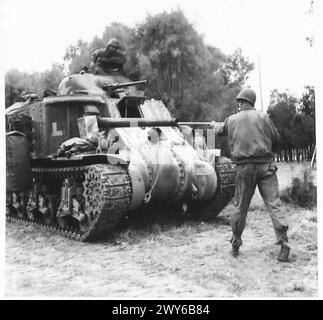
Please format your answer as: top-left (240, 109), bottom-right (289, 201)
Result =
top-left (64, 39), bottom-right (92, 75)
top-left (62, 10), bottom-right (254, 122)
top-left (6, 9), bottom-right (254, 125)
top-left (39, 63), bottom-right (65, 92)
top-left (216, 48), bottom-right (254, 87)
top-left (5, 64), bottom-right (66, 107)
top-left (291, 113), bottom-right (315, 148)
top-left (267, 88), bottom-right (316, 161)
top-left (5, 69), bottom-right (41, 107)
top-left (267, 89), bottom-right (297, 150)
top-left (296, 86), bottom-right (316, 148)
top-left (133, 10), bottom-right (253, 120)
top-left (134, 10), bottom-right (207, 108)
top-left (299, 85), bottom-right (315, 118)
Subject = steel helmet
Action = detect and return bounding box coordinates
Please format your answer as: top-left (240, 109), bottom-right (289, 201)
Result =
top-left (236, 88), bottom-right (256, 106)
top-left (107, 38), bottom-right (121, 49)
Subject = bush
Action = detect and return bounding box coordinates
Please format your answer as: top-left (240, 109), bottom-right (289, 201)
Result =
top-left (281, 168), bottom-right (317, 209)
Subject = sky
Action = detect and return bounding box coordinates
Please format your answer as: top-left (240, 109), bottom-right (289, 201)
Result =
top-left (2, 0), bottom-right (315, 109)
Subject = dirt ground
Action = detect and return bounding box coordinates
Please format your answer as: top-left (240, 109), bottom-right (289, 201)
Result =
top-left (5, 162), bottom-right (317, 298)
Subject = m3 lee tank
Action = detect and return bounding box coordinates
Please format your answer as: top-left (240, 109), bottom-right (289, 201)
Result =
top-left (6, 71), bottom-right (236, 241)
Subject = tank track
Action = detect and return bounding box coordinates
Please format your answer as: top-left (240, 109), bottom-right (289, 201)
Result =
top-left (6, 164), bottom-right (132, 242)
top-left (211, 160), bottom-right (236, 216)
top-left (191, 158), bottom-right (236, 219)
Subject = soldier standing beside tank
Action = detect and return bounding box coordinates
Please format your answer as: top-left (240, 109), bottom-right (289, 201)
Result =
top-left (89, 38), bottom-right (127, 75)
top-left (211, 88), bottom-right (290, 262)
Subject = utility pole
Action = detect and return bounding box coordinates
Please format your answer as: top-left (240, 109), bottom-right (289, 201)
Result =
top-left (257, 53), bottom-right (264, 111)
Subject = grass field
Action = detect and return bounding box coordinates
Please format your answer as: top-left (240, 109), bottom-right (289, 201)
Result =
top-left (5, 162), bottom-right (317, 298)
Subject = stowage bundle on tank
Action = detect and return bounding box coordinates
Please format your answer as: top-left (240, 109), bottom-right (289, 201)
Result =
top-left (6, 71), bottom-right (235, 242)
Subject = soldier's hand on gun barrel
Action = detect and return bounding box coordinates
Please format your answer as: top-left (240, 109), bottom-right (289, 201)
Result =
top-left (209, 120), bottom-right (217, 129)
top-left (209, 120), bottom-right (225, 135)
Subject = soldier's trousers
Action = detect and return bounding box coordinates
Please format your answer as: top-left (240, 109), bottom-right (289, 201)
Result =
top-left (231, 162), bottom-right (289, 247)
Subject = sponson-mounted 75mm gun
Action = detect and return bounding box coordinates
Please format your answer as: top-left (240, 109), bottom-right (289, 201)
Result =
top-left (6, 71), bottom-right (236, 242)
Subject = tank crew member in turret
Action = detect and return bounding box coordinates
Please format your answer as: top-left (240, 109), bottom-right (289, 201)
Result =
top-left (90, 38), bottom-right (127, 75)
top-left (211, 88), bottom-right (290, 262)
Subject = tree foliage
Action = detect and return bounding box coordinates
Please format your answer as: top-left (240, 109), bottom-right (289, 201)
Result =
top-left (5, 9), bottom-right (314, 158)
top-left (5, 64), bottom-right (65, 107)
top-left (64, 39), bottom-right (92, 75)
top-left (267, 88), bottom-right (315, 151)
top-left (299, 85), bottom-right (315, 118)
top-left (60, 9), bottom-right (253, 121)
top-left (5, 69), bottom-right (40, 106)
top-left (5, 9), bottom-right (254, 123)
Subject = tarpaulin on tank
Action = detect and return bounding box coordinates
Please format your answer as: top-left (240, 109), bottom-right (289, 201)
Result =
top-left (6, 131), bottom-right (32, 192)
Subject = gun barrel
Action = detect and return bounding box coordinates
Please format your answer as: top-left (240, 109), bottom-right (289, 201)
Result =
top-left (178, 121), bottom-right (223, 128)
top-left (103, 80), bottom-right (148, 90)
top-left (98, 117), bottom-right (177, 128)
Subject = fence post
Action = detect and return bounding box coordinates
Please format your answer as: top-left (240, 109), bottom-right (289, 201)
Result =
top-left (296, 148), bottom-right (299, 162)
top-left (311, 146), bottom-right (316, 168)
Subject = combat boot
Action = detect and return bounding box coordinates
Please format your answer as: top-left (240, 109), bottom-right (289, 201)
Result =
top-left (230, 236), bottom-right (242, 257)
top-left (231, 244), bottom-right (240, 257)
top-left (278, 242), bottom-right (290, 262)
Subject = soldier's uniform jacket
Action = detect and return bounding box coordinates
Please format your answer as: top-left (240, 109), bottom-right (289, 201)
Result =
top-left (218, 106), bottom-right (280, 164)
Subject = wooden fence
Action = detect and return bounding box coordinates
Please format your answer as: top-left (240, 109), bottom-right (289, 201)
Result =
top-left (274, 145), bottom-right (315, 163)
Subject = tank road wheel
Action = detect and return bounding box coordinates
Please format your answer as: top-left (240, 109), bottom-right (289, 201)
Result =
top-left (56, 202), bottom-right (70, 230)
top-left (26, 194), bottom-right (41, 222)
top-left (12, 192), bottom-right (27, 219)
top-left (56, 179), bottom-right (74, 230)
top-left (42, 196), bottom-right (57, 225)
top-left (27, 209), bottom-right (37, 221)
top-left (56, 200), bottom-right (69, 230)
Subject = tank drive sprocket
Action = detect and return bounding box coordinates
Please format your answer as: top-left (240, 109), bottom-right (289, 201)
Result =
top-left (190, 157), bottom-right (236, 220)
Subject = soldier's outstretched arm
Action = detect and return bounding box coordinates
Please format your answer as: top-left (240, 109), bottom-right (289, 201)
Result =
top-left (210, 118), bottom-right (228, 136)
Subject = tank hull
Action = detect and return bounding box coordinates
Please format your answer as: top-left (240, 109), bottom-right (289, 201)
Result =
top-left (6, 155), bottom-right (235, 241)
top-left (6, 73), bottom-right (236, 241)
